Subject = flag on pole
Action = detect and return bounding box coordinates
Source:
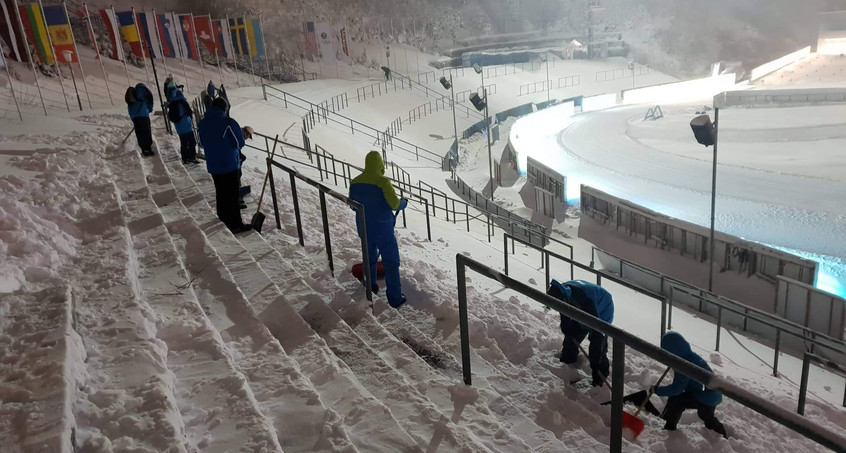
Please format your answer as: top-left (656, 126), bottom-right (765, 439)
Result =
top-left (314, 22), bottom-right (334, 63)
top-left (212, 19), bottom-right (229, 58)
top-left (177, 14), bottom-right (197, 60)
top-left (1, 0), bottom-right (23, 61)
top-left (245, 17), bottom-right (264, 57)
top-left (229, 17), bottom-right (248, 56)
top-left (339, 25), bottom-right (349, 58)
top-left (193, 15), bottom-right (214, 55)
top-left (303, 21), bottom-right (318, 56)
top-left (115, 11), bottom-right (143, 58)
top-left (156, 12), bottom-right (177, 57)
top-left (42, 5), bottom-right (75, 63)
top-left (98, 9), bottom-right (124, 60)
top-left (18, 3), bottom-right (54, 64)
top-left (136, 12), bottom-right (161, 59)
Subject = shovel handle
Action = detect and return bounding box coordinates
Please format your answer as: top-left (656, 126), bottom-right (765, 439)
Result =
top-left (634, 367), bottom-right (671, 417)
top-left (255, 134), bottom-right (280, 214)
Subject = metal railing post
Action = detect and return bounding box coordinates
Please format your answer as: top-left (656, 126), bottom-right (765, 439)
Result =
top-left (668, 286), bottom-right (674, 330)
top-left (289, 172), bottom-right (304, 246)
top-left (457, 257), bottom-right (472, 385)
top-left (610, 339), bottom-right (625, 453)
top-left (716, 306), bottom-right (722, 351)
top-left (773, 330), bottom-right (781, 376)
top-left (545, 253), bottom-right (550, 288)
top-left (267, 160), bottom-right (281, 230)
top-left (424, 199), bottom-right (432, 241)
top-left (503, 234), bottom-right (509, 275)
top-left (661, 298), bottom-right (668, 338)
top-left (798, 353), bottom-right (811, 415)
top-left (357, 207), bottom-right (373, 303)
top-left (319, 191), bottom-right (334, 276)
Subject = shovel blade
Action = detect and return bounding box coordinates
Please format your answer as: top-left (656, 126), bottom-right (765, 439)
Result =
top-left (251, 212), bottom-right (266, 234)
top-left (622, 411), bottom-right (645, 440)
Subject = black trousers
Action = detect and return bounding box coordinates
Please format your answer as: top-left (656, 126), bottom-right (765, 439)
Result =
top-left (178, 132), bottom-right (196, 161)
top-left (132, 116), bottom-right (152, 152)
top-left (212, 170), bottom-right (245, 230)
top-left (662, 392), bottom-right (727, 437)
top-left (560, 311), bottom-right (609, 383)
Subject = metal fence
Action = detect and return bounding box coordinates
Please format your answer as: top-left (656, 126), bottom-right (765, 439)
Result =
top-left (776, 276), bottom-right (846, 340)
top-left (558, 75), bottom-right (581, 88)
top-left (455, 254), bottom-right (846, 453)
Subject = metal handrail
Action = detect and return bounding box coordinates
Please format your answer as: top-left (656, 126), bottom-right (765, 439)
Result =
top-left (591, 246), bottom-right (846, 360)
top-left (262, 84), bottom-right (443, 165)
top-left (456, 254), bottom-right (846, 453)
top-left (265, 157), bottom-right (373, 302)
top-left (390, 71), bottom-right (483, 120)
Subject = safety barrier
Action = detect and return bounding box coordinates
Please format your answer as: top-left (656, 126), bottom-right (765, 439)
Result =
top-left (590, 246), bottom-right (846, 373)
top-left (518, 80), bottom-right (553, 97)
top-left (776, 276), bottom-right (845, 340)
top-left (595, 65), bottom-right (650, 82)
top-left (455, 254), bottom-right (846, 453)
top-left (558, 74), bottom-right (581, 88)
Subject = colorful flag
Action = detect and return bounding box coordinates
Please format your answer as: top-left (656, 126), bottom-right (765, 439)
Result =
top-left (314, 22), bottom-right (334, 63)
top-left (18, 3), bottom-right (54, 64)
top-left (1, 0), bottom-right (24, 62)
top-left (245, 17), bottom-right (264, 57)
top-left (213, 19), bottom-right (229, 58)
top-left (229, 17), bottom-right (248, 56)
top-left (115, 11), bottom-right (142, 58)
top-left (42, 5), bottom-right (75, 63)
top-left (98, 9), bottom-right (124, 60)
top-left (193, 15), bottom-right (214, 55)
top-left (156, 12), bottom-right (178, 58)
top-left (177, 14), bottom-right (198, 60)
top-left (303, 21), bottom-right (318, 56)
top-left (136, 11), bottom-right (161, 59)
top-left (340, 25), bottom-right (349, 58)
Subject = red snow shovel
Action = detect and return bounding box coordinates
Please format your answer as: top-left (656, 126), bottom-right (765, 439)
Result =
top-left (251, 134), bottom-right (280, 233)
top-left (624, 367), bottom-right (671, 440)
top-left (351, 262), bottom-right (386, 279)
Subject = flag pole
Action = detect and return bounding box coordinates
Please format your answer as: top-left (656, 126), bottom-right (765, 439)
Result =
top-left (208, 16), bottom-right (223, 84)
top-left (63, 0), bottom-right (91, 108)
top-left (226, 16), bottom-right (240, 87)
top-left (258, 15), bottom-right (270, 83)
top-left (37, 0), bottom-right (70, 111)
top-left (12, 0), bottom-right (47, 115)
top-left (84, 3), bottom-right (112, 105)
top-left (131, 7), bottom-right (150, 87)
top-left (172, 11), bottom-right (189, 93)
top-left (150, 9), bottom-right (168, 77)
top-left (189, 13), bottom-right (206, 84)
top-left (2, 56), bottom-right (23, 120)
top-left (110, 6), bottom-right (130, 86)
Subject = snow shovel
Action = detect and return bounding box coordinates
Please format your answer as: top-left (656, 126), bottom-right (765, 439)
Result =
top-left (251, 134), bottom-right (280, 233)
top-left (624, 366), bottom-right (671, 440)
top-left (122, 126), bottom-right (135, 145)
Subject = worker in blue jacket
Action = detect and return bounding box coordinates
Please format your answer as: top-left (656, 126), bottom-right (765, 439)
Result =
top-left (547, 279), bottom-right (614, 386)
top-left (654, 331), bottom-right (728, 438)
top-left (198, 98), bottom-right (250, 234)
top-left (126, 83), bottom-right (154, 156)
top-left (349, 151), bottom-right (408, 308)
top-left (167, 89), bottom-right (198, 164)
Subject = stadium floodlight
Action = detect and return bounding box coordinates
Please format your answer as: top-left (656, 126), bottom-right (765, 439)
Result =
top-left (469, 92), bottom-right (487, 111)
top-left (473, 63), bottom-right (483, 74)
top-left (689, 111), bottom-right (720, 292)
top-left (441, 74), bottom-right (459, 169)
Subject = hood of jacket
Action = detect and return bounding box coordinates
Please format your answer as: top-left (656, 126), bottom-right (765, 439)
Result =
top-left (549, 279), bottom-right (573, 302)
top-left (170, 89), bottom-right (186, 102)
top-left (363, 151), bottom-right (385, 175)
top-left (134, 83), bottom-right (149, 100)
top-left (661, 331), bottom-right (694, 359)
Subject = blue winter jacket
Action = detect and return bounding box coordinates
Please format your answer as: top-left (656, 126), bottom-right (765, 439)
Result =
top-left (550, 279), bottom-right (614, 324)
top-left (655, 331), bottom-right (723, 407)
top-left (128, 83), bottom-right (153, 119)
top-left (349, 152), bottom-right (405, 239)
top-left (198, 107), bottom-right (244, 175)
top-left (207, 82), bottom-right (217, 99)
top-left (168, 89), bottom-right (194, 136)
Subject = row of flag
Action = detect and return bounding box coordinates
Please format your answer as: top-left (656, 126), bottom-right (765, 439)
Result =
top-left (303, 22), bottom-right (351, 64)
top-left (1, 0), bottom-right (265, 68)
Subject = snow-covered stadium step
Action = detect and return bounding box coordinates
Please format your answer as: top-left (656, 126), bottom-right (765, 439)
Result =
top-left (104, 144), bottom-right (284, 452)
top-left (161, 140), bottom-right (423, 452)
top-left (51, 176), bottom-right (188, 452)
top-left (142, 137), bottom-right (359, 452)
top-left (0, 284), bottom-right (83, 452)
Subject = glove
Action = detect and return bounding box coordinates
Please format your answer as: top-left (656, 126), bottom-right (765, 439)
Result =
top-left (397, 198), bottom-right (408, 211)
